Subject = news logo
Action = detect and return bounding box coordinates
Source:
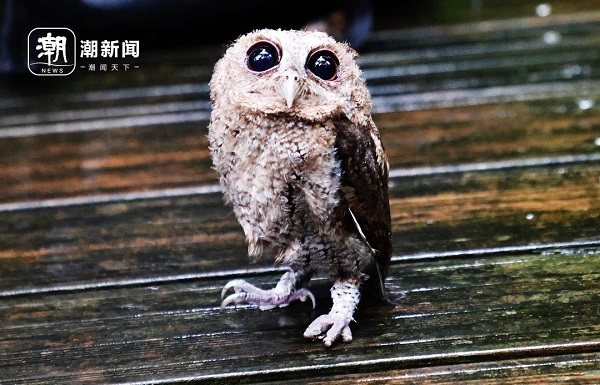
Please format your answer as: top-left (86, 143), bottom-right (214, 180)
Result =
top-left (28, 28), bottom-right (77, 76)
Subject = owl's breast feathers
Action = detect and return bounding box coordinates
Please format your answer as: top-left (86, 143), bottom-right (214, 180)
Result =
top-left (211, 117), bottom-right (340, 252)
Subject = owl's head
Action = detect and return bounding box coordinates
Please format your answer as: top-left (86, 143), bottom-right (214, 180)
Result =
top-left (210, 29), bottom-right (371, 124)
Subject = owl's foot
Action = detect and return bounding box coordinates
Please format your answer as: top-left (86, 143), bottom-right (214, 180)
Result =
top-left (303, 279), bottom-right (360, 347)
top-left (304, 312), bottom-right (353, 347)
top-left (220, 271), bottom-right (315, 311)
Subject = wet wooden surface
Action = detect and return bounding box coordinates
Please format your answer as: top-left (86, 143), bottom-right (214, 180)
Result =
top-left (1, 2), bottom-right (599, 384)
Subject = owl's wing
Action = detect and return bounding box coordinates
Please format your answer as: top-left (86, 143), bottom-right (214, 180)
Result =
top-left (333, 117), bottom-right (392, 300)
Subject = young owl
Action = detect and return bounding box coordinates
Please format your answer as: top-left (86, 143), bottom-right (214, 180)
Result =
top-left (209, 29), bottom-right (391, 347)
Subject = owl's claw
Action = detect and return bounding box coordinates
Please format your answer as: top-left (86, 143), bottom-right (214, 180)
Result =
top-left (220, 278), bottom-right (315, 311)
top-left (303, 313), bottom-right (353, 347)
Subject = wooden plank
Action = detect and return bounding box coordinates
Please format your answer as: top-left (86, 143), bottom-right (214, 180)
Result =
top-left (377, 99), bottom-right (600, 167)
top-left (0, 161), bottom-right (598, 294)
top-left (260, 353), bottom-right (600, 384)
top-left (0, 248), bottom-right (597, 383)
top-left (0, 121), bottom-right (217, 203)
top-left (1, 96), bottom-right (598, 202)
top-left (390, 162), bottom-right (600, 253)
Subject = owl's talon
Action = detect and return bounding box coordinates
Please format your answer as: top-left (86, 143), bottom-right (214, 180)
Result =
top-left (220, 292), bottom-right (244, 309)
top-left (221, 279), bottom-right (244, 299)
top-left (219, 277), bottom-right (315, 311)
top-left (294, 288), bottom-right (316, 309)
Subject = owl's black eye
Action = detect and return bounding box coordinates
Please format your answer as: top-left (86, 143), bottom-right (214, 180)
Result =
top-left (306, 50), bottom-right (339, 81)
top-left (246, 42), bottom-right (280, 72)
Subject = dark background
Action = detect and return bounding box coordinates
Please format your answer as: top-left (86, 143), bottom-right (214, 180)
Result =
top-left (1, 0), bottom-right (453, 75)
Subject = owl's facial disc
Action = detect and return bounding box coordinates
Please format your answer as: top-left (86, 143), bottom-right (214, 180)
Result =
top-left (278, 69), bottom-right (302, 108)
top-left (220, 31), bottom-right (360, 119)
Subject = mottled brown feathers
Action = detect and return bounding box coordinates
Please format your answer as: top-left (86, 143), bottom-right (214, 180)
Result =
top-left (333, 117), bottom-right (391, 298)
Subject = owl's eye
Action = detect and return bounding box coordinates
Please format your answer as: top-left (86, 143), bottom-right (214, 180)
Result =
top-left (246, 42), bottom-right (280, 72)
top-left (306, 50), bottom-right (339, 81)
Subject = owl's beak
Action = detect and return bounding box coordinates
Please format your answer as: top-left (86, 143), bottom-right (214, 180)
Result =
top-left (279, 70), bottom-right (302, 108)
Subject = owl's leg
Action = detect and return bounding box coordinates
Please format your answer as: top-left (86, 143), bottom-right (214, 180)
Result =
top-left (303, 278), bottom-right (360, 347)
top-left (220, 269), bottom-right (315, 311)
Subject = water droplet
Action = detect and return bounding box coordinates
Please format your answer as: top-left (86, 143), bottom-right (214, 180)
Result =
top-left (562, 64), bottom-right (582, 79)
top-left (526, 213), bottom-right (535, 220)
top-left (536, 3), bottom-right (552, 17)
top-left (543, 31), bottom-right (561, 45)
top-left (576, 98), bottom-right (594, 110)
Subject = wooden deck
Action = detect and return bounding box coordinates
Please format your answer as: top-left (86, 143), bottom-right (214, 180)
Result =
top-left (1, 2), bottom-right (599, 384)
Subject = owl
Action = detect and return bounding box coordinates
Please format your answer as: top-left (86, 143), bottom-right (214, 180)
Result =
top-left (208, 29), bottom-right (391, 347)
